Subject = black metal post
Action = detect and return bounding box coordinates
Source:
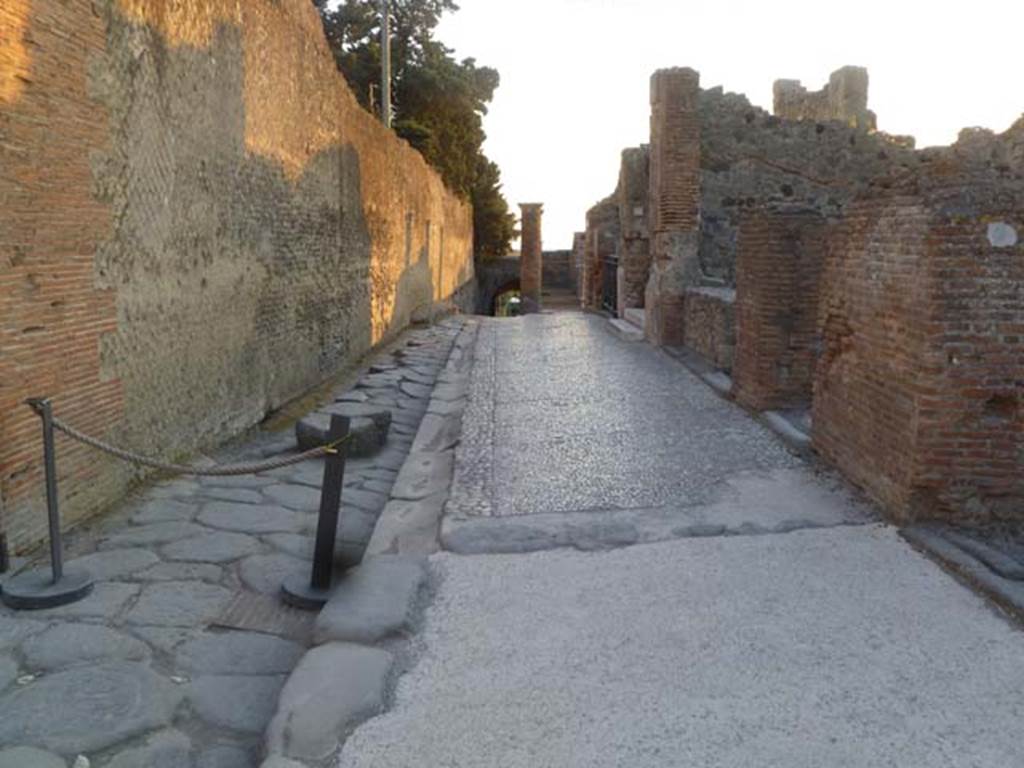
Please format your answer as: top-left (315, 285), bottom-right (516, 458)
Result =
top-left (282, 415), bottom-right (350, 610)
top-left (2, 399), bottom-right (93, 610)
top-left (39, 399), bottom-right (63, 583)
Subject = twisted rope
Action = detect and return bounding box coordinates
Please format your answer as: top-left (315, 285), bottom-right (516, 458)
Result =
top-left (48, 416), bottom-right (348, 477)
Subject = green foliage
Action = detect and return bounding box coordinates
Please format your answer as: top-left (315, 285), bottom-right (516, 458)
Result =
top-left (315, 0), bottom-right (514, 260)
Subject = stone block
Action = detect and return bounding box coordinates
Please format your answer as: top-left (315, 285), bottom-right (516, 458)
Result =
top-left (265, 643), bottom-right (393, 762)
top-left (313, 556), bottom-right (427, 645)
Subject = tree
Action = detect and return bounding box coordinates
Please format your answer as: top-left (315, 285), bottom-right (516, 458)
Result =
top-left (315, 0), bottom-right (514, 259)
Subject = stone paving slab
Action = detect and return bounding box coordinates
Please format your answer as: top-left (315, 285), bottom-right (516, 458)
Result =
top-left (0, 319), bottom-right (468, 763)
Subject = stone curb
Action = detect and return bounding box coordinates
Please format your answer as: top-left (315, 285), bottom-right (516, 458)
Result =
top-left (901, 526), bottom-right (1024, 623)
top-left (260, 319), bottom-right (476, 766)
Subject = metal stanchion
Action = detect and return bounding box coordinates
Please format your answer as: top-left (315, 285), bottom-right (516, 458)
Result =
top-left (282, 415), bottom-right (350, 610)
top-left (1, 399), bottom-right (93, 610)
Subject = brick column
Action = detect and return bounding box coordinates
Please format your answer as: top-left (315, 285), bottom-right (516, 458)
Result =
top-left (617, 146), bottom-right (651, 313)
top-left (519, 203), bottom-right (543, 313)
top-left (645, 67), bottom-right (701, 346)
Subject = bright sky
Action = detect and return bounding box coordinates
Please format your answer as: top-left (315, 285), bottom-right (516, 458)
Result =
top-left (436, 0), bottom-right (1022, 249)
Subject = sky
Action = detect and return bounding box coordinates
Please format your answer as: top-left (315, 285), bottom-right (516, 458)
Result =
top-left (435, 0), bottom-right (1023, 249)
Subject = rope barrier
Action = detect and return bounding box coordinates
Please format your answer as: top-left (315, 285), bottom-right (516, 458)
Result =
top-left (34, 405), bottom-right (348, 477)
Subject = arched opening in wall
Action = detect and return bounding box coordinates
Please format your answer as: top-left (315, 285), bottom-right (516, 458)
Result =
top-left (492, 278), bottom-right (522, 317)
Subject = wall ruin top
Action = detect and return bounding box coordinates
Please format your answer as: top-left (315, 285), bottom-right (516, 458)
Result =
top-left (773, 66), bottom-right (877, 131)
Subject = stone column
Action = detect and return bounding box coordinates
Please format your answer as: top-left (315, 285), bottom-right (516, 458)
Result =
top-left (645, 67), bottom-right (701, 346)
top-left (617, 146), bottom-right (651, 313)
top-left (519, 203), bottom-right (543, 313)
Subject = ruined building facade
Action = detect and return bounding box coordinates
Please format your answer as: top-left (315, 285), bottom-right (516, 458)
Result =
top-left (578, 66), bottom-right (1023, 526)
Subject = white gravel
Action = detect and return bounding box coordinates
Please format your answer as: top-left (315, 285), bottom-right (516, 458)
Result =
top-left (338, 526), bottom-right (1024, 767)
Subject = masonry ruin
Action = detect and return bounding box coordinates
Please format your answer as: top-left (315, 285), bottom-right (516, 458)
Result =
top-left (0, 0), bottom-right (475, 553)
top-left (579, 66), bottom-right (1023, 526)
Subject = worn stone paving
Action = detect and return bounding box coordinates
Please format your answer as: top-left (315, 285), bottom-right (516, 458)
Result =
top-left (0, 318), bottom-right (466, 767)
top-left (333, 312), bottom-right (1024, 767)
top-left (445, 312), bottom-right (871, 551)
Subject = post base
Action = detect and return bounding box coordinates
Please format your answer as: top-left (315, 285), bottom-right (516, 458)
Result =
top-left (1, 568), bottom-right (93, 610)
top-left (281, 573), bottom-right (336, 611)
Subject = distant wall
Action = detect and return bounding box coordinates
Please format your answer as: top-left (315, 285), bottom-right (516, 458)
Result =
top-left (542, 250), bottom-right (574, 291)
top-left (0, 0), bottom-right (474, 551)
top-left (773, 66), bottom-right (876, 130)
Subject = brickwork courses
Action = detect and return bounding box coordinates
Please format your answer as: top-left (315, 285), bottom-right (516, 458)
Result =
top-left (0, 0), bottom-right (474, 553)
top-left (813, 127), bottom-right (1024, 524)
top-left (732, 207), bottom-right (829, 410)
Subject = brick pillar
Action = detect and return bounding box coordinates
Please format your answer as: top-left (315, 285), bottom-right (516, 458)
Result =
top-left (645, 67), bottom-right (701, 346)
top-left (519, 203), bottom-right (543, 313)
top-left (617, 146), bottom-right (651, 312)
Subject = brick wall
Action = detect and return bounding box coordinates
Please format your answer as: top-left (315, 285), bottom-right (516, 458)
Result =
top-left (732, 208), bottom-right (828, 411)
top-left (617, 147), bottom-right (651, 310)
top-left (683, 288), bottom-right (736, 371)
top-left (646, 68), bottom-right (701, 346)
top-left (813, 140), bottom-right (1024, 523)
top-left (0, 0), bottom-right (474, 553)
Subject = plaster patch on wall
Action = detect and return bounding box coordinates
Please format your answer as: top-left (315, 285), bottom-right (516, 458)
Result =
top-left (988, 222), bottom-right (1018, 248)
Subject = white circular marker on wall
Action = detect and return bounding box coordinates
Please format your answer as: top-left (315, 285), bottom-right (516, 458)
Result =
top-left (987, 222), bottom-right (1018, 248)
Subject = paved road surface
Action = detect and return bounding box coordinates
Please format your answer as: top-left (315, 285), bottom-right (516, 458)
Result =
top-left (338, 312), bottom-right (1024, 767)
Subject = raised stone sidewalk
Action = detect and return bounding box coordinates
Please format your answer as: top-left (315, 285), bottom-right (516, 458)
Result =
top-left (0, 317), bottom-right (471, 768)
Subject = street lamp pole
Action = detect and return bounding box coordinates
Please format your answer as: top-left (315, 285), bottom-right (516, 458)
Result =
top-left (381, 0), bottom-right (392, 128)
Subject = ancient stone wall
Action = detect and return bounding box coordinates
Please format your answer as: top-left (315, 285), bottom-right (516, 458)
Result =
top-left (0, 0), bottom-right (474, 552)
top-left (698, 82), bottom-right (916, 287)
top-left (617, 146), bottom-right (651, 310)
top-left (542, 250), bottom-right (574, 291)
top-left (813, 128), bottom-right (1024, 523)
top-left (582, 195), bottom-right (620, 311)
top-left (682, 288), bottom-right (736, 372)
top-left (773, 66), bottom-right (876, 131)
top-left (732, 207), bottom-right (829, 411)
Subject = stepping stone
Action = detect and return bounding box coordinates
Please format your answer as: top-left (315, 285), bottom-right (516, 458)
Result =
top-left (314, 556), bottom-right (427, 644)
top-left (0, 657), bottom-right (16, 693)
top-left (131, 499), bottom-right (198, 525)
top-left (263, 484), bottom-right (321, 512)
top-left (175, 631), bottom-right (304, 675)
top-left (198, 503), bottom-right (304, 534)
top-left (0, 663), bottom-right (183, 754)
top-left (23, 624), bottom-right (150, 671)
top-left (147, 479), bottom-right (200, 499)
top-left (198, 745), bottom-right (254, 768)
top-left (0, 746), bottom-right (66, 768)
top-left (190, 675), bottom-right (284, 733)
top-left (198, 475), bottom-right (274, 489)
top-left (64, 548), bottom-right (159, 581)
top-left (104, 729), bottom-right (191, 768)
top-left (266, 643), bottom-right (393, 762)
top-left (399, 369), bottom-right (436, 386)
top-left (336, 390), bottom-right (369, 403)
top-left (239, 553), bottom-right (310, 596)
top-left (137, 562), bottom-right (224, 583)
top-left (99, 522), bottom-right (206, 550)
top-left (391, 450), bottom-right (455, 501)
top-left (296, 404), bottom-right (392, 457)
top-left (124, 582), bottom-right (234, 627)
top-left (162, 531), bottom-right (263, 563)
